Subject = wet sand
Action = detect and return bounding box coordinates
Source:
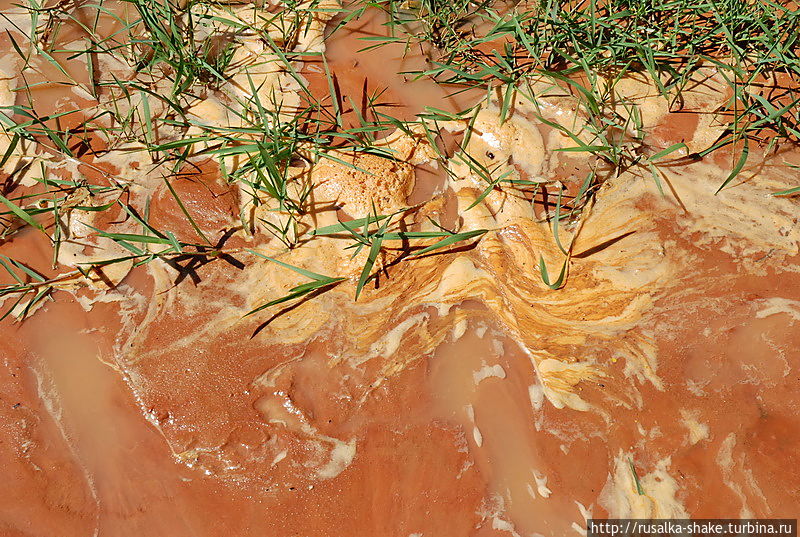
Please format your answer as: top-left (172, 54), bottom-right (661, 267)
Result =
top-left (1, 1), bottom-right (800, 536)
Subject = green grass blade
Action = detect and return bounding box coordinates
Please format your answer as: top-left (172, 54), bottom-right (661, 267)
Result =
top-left (410, 229), bottom-right (488, 257)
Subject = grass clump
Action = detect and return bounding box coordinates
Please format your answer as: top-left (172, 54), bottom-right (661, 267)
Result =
top-left (0, 0), bottom-right (798, 318)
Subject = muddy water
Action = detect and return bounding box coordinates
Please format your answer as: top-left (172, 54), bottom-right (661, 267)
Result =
top-left (322, 9), bottom-right (475, 121)
top-left (2, 2), bottom-right (800, 536)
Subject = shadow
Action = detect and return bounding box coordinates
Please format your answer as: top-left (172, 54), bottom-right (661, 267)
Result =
top-left (406, 235), bottom-right (484, 261)
top-left (165, 228), bottom-right (243, 286)
top-left (572, 230), bottom-right (636, 259)
top-left (249, 283), bottom-right (341, 338)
